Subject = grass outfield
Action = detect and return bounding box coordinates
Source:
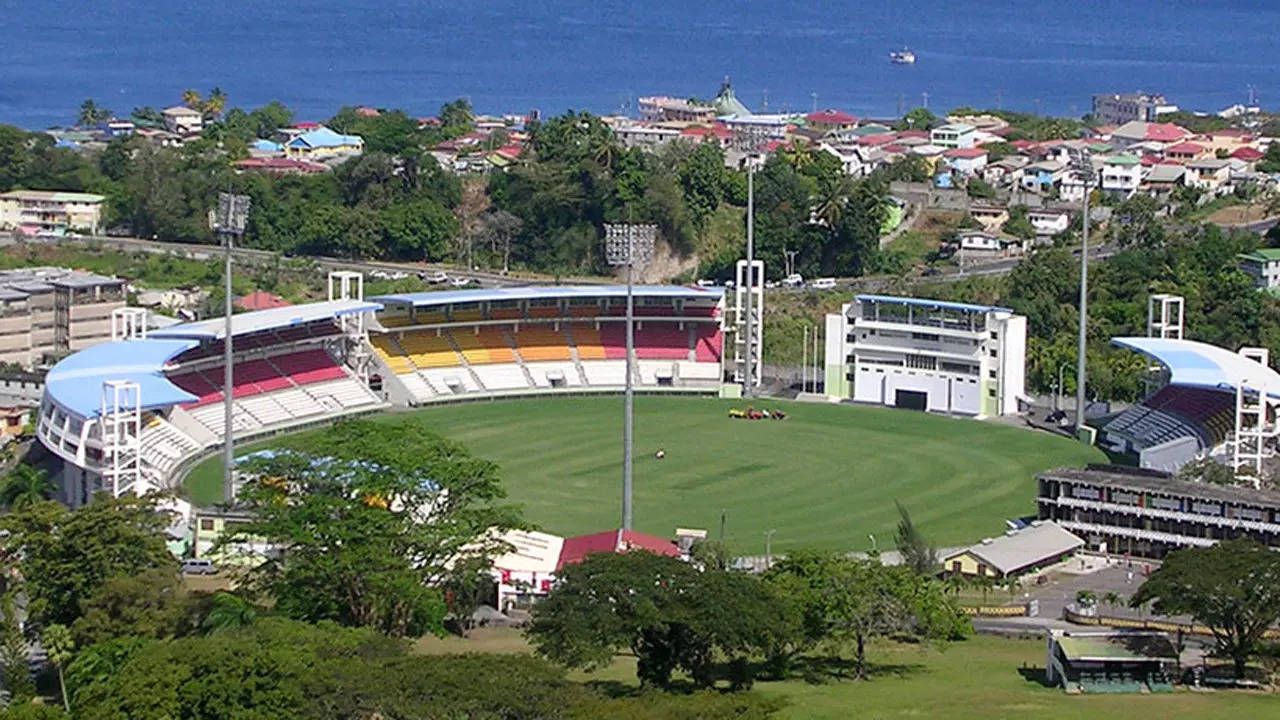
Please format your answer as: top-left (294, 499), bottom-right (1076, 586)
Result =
top-left (414, 629), bottom-right (1271, 720)
top-left (186, 396), bottom-right (1103, 553)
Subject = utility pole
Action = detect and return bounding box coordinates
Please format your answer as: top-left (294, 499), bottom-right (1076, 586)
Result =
top-left (1069, 149), bottom-right (1092, 436)
top-left (802, 325), bottom-right (808, 393)
top-left (921, 91), bottom-right (929, 109)
top-left (764, 529), bottom-right (777, 569)
top-left (605, 224), bottom-right (656, 530)
top-left (212, 192), bottom-right (250, 503)
top-left (733, 127), bottom-right (767, 397)
top-left (784, 249), bottom-right (798, 278)
top-left (811, 92), bottom-right (818, 114)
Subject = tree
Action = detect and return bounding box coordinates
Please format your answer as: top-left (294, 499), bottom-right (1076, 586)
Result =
top-left (380, 199), bottom-right (457, 261)
top-left (1132, 540), bottom-right (1280, 677)
top-left (201, 592), bottom-right (256, 634)
top-left (77, 99), bottom-right (112, 127)
top-left (0, 591), bottom-right (33, 704)
top-left (1176, 456), bottom-right (1238, 486)
top-left (438, 98), bottom-right (475, 134)
top-left (893, 501), bottom-right (937, 576)
top-left (225, 420), bottom-right (520, 637)
top-left (896, 107), bottom-right (938, 131)
top-left (764, 551), bottom-right (968, 679)
top-left (71, 568), bottom-right (198, 647)
top-left (41, 624), bottom-right (73, 713)
top-left (0, 465), bottom-right (53, 510)
top-left (528, 551), bottom-right (794, 689)
top-left (0, 495), bottom-right (175, 627)
top-left (676, 141), bottom-right (728, 234)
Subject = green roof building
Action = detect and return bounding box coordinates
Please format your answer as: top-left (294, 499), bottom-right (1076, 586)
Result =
top-left (1238, 248), bottom-right (1280, 290)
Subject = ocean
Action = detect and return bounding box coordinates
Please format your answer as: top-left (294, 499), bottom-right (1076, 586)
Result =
top-left (3, 0), bottom-right (1278, 129)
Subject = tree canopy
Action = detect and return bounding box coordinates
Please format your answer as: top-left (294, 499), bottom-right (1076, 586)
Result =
top-left (1131, 539), bottom-right (1280, 677)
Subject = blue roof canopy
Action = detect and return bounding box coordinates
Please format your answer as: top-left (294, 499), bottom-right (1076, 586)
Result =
top-left (46, 338), bottom-right (199, 419)
top-left (374, 285), bottom-right (724, 309)
top-left (856, 293), bottom-right (1012, 315)
top-left (1112, 337), bottom-right (1280, 398)
top-left (152, 299), bottom-right (381, 341)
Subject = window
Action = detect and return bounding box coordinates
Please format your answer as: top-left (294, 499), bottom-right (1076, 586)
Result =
top-left (988, 388), bottom-right (996, 397)
top-left (988, 370), bottom-right (997, 379)
top-left (990, 331), bottom-right (999, 340)
top-left (989, 349), bottom-right (997, 358)
top-left (200, 518), bottom-right (215, 531)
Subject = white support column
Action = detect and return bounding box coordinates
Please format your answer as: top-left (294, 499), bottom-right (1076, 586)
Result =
top-left (1233, 347), bottom-right (1272, 487)
top-left (1147, 294), bottom-right (1184, 339)
top-left (733, 259), bottom-right (764, 390)
top-left (110, 307), bottom-right (149, 341)
top-left (329, 271), bottom-right (370, 382)
top-left (99, 380), bottom-right (145, 497)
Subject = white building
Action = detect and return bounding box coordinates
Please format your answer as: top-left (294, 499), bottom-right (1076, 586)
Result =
top-left (161, 106), bottom-right (203, 135)
top-left (612, 122), bottom-right (681, 151)
top-left (824, 294), bottom-right (1026, 417)
top-left (1100, 155), bottom-right (1143, 199)
top-left (930, 123), bottom-right (977, 149)
top-left (1238, 249), bottom-right (1280, 290)
top-left (943, 147), bottom-right (989, 175)
top-left (951, 230), bottom-right (1027, 259)
top-left (1184, 158), bottom-right (1232, 194)
top-left (1027, 208), bottom-right (1071, 237)
top-left (0, 190), bottom-right (105, 235)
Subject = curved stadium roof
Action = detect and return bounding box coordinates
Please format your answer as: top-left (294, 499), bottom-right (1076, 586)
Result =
top-left (373, 285), bottom-right (725, 308)
top-left (46, 338), bottom-right (199, 419)
top-left (1112, 337), bottom-right (1280, 398)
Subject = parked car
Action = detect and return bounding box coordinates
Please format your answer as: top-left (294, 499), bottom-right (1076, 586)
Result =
top-left (696, 279), bottom-right (717, 287)
top-left (427, 270), bottom-right (450, 284)
top-left (449, 276), bottom-right (474, 287)
top-left (782, 274), bottom-right (804, 288)
top-left (181, 558), bottom-right (217, 575)
top-left (810, 277), bottom-right (837, 290)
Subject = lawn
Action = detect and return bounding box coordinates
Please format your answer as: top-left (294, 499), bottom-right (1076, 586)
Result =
top-left (185, 396), bottom-right (1104, 554)
top-left (414, 629), bottom-right (1274, 720)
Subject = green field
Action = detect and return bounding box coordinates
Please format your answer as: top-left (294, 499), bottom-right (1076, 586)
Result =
top-left (416, 629), bottom-right (1272, 720)
top-left (185, 396), bottom-right (1105, 553)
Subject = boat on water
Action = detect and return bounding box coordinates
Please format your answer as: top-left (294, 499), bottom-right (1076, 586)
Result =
top-left (890, 48), bottom-right (916, 65)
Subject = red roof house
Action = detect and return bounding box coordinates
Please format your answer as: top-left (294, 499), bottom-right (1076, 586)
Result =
top-left (857, 133), bottom-right (899, 147)
top-left (1163, 141), bottom-right (1206, 161)
top-left (556, 529), bottom-right (680, 569)
top-left (805, 109), bottom-right (859, 131)
top-left (235, 290), bottom-right (292, 311)
top-left (1231, 146), bottom-right (1265, 162)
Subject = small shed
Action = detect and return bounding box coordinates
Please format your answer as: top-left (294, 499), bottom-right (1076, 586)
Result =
top-left (942, 521), bottom-right (1083, 579)
top-left (1046, 629), bottom-right (1179, 693)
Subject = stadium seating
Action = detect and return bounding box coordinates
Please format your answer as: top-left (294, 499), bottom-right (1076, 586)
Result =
top-left (139, 415), bottom-right (202, 479)
top-left (570, 325), bottom-right (608, 360)
top-left (370, 336), bottom-right (414, 374)
top-left (513, 326), bottom-right (573, 361)
top-left (472, 364), bottom-right (531, 391)
top-left (1099, 384), bottom-right (1234, 452)
top-left (632, 326), bottom-right (691, 360)
top-left (451, 328), bottom-right (516, 365)
top-left (399, 331), bottom-right (459, 368)
top-left (694, 326), bottom-right (723, 362)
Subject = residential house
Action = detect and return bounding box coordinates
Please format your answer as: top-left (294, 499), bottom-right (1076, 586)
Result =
top-left (249, 139), bottom-right (284, 156)
top-left (930, 123), bottom-right (977, 149)
top-left (1091, 93), bottom-right (1174, 125)
top-left (235, 290), bottom-right (292, 311)
top-left (1230, 146), bottom-right (1265, 170)
top-left (1027, 208), bottom-right (1071, 237)
top-left (1184, 158), bottom-right (1232, 194)
top-left (638, 96), bottom-right (717, 123)
top-left (679, 123), bottom-right (734, 149)
top-left (1100, 155), bottom-right (1143, 199)
top-left (1162, 142), bottom-right (1206, 162)
top-left (820, 143), bottom-right (876, 177)
top-left (805, 109), bottom-right (858, 134)
top-left (950, 230), bottom-right (1028, 260)
top-left (1108, 121), bottom-right (1190, 151)
top-left (0, 190), bottom-right (105, 235)
top-left (969, 204), bottom-right (1009, 232)
top-left (943, 147), bottom-right (988, 175)
top-left (1141, 164), bottom-right (1186, 199)
top-left (1239, 248), bottom-right (1280, 290)
top-left (612, 122), bottom-right (681, 150)
top-left (97, 119), bottom-right (135, 139)
top-left (982, 156), bottom-right (1029, 186)
top-left (233, 157), bottom-right (330, 176)
top-left (161, 105), bottom-right (203, 135)
top-left (942, 521), bottom-right (1083, 579)
top-left (1021, 160), bottom-right (1067, 193)
top-left (284, 127), bottom-right (365, 160)
top-left (947, 114), bottom-right (1009, 133)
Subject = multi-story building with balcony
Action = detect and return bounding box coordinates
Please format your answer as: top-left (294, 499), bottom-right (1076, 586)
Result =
top-left (0, 190), bottom-right (105, 235)
top-left (823, 294), bottom-right (1026, 417)
top-left (0, 268), bottom-right (125, 368)
top-left (1037, 465), bottom-right (1280, 558)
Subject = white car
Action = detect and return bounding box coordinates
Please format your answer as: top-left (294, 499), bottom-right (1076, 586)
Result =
top-left (810, 277), bottom-right (837, 290)
top-left (449, 276), bottom-right (474, 287)
top-left (426, 271), bottom-right (449, 284)
top-left (782, 274), bottom-right (804, 288)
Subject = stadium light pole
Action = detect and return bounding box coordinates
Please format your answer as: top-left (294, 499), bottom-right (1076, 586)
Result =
top-left (1068, 149), bottom-right (1092, 436)
top-left (733, 127), bottom-right (769, 397)
top-left (605, 223), bottom-right (655, 531)
top-left (213, 192), bottom-right (250, 502)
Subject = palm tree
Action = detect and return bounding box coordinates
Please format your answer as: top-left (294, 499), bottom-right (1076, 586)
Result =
top-left (0, 464), bottom-right (52, 509)
top-left (1101, 591), bottom-right (1122, 617)
top-left (181, 89), bottom-right (203, 110)
top-left (204, 87), bottom-right (228, 120)
top-left (202, 591), bottom-right (256, 633)
top-left (813, 174), bottom-right (854, 227)
top-left (42, 624), bottom-right (74, 713)
top-left (77, 98), bottom-right (110, 127)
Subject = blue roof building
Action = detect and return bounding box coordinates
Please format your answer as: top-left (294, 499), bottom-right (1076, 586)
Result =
top-left (285, 127), bottom-right (364, 159)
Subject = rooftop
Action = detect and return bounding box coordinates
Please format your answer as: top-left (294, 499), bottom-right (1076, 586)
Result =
top-left (1040, 465), bottom-right (1280, 507)
top-left (1112, 336), bottom-right (1280, 399)
top-left (1053, 631), bottom-right (1179, 663)
top-left (0, 190), bottom-right (105, 203)
top-left (1104, 154), bottom-right (1141, 166)
top-left (557, 528), bottom-right (681, 569)
top-left (805, 109), bottom-right (858, 126)
top-left (944, 521), bottom-right (1083, 575)
top-left (856, 293), bottom-right (1013, 315)
top-left (45, 338), bottom-right (200, 419)
top-left (373, 284), bottom-right (724, 309)
top-left (933, 123), bottom-right (976, 134)
top-left (944, 147), bottom-right (987, 159)
top-left (1240, 248), bottom-right (1280, 263)
top-left (151, 298), bottom-right (381, 341)
top-left (287, 127), bottom-right (364, 150)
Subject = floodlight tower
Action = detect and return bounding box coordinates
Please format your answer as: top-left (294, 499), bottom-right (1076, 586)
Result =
top-left (212, 192), bottom-right (250, 502)
top-left (1067, 149), bottom-right (1094, 436)
top-left (732, 126), bottom-right (769, 396)
top-left (605, 223), bottom-right (656, 531)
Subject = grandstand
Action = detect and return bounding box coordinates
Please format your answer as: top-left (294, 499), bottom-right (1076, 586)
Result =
top-left (1099, 336), bottom-right (1280, 477)
top-left (367, 285), bottom-right (726, 405)
top-left (37, 279), bottom-right (727, 505)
